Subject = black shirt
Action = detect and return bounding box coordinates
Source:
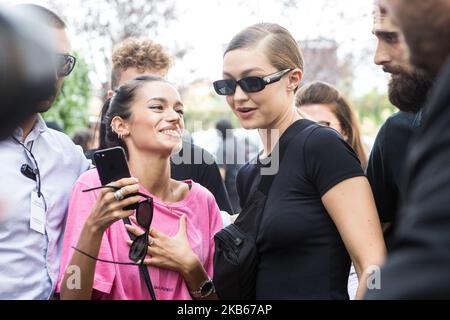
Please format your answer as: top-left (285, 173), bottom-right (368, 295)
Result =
top-left (237, 119), bottom-right (364, 299)
top-left (366, 111), bottom-right (422, 249)
top-left (216, 135), bottom-right (245, 213)
top-left (171, 139), bottom-right (233, 214)
top-left (365, 58), bottom-right (450, 299)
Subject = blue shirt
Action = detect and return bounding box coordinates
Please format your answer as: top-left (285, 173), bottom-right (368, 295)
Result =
top-left (0, 115), bottom-right (90, 299)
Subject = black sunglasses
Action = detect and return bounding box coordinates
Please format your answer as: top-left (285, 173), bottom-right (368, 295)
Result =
top-left (73, 185), bottom-right (154, 265)
top-left (56, 54), bottom-right (76, 78)
top-left (213, 68), bottom-right (292, 96)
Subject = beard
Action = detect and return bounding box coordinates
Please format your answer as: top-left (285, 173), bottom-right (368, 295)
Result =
top-left (36, 79), bottom-right (62, 113)
top-left (36, 94), bottom-right (56, 113)
top-left (387, 68), bottom-right (434, 113)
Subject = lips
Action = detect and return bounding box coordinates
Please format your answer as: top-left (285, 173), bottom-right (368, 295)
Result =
top-left (236, 107), bottom-right (257, 119)
top-left (158, 126), bottom-right (182, 138)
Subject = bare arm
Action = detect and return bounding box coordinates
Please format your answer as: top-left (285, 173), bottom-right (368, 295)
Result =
top-left (60, 178), bottom-right (141, 300)
top-left (322, 176), bottom-right (386, 300)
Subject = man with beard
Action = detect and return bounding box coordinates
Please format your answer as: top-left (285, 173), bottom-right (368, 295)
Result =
top-left (366, 0), bottom-right (433, 250)
top-left (0, 5), bottom-right (90, 299)
top-left (366, 0), bottom-right (450, 299)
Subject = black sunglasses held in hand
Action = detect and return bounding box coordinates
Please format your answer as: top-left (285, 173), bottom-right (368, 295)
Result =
top-left (73, 185), bottom-right (157, 300)
top-left (56, 54), bottom-right (76, 77)
top-left (129, 197), bottom-right (153, 262)
top-left (213, 68), bottom-right (292, 96)
top-left (73, 185), bottom-right (154, 265)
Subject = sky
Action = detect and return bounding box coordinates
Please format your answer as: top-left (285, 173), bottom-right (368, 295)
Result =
top-left (2, 0), bottom-right (389, 97)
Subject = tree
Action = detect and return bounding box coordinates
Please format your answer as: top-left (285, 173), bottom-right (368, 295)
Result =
top-left (49, 0), bottom-right (180, 93)
top-left (351, 88), bottom-right (396, 137)
top-left (43, 52), bottom-right (91, 136)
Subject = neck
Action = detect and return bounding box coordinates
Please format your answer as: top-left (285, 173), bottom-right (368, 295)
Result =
top-left (128, 148), bottom-right (174, 201)
top-left (259, 105), bottom-right (301, 157)
top-left (19, 114), bottom-right (38, 142)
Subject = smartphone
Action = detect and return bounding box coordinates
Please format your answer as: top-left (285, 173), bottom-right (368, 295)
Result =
top-left (93, 146), bottom-right (131, 185)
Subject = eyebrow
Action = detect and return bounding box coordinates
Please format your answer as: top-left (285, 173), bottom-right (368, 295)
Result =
top-left (223, 67), bottom-right (266, 79)
top-left (373, 31), bottom-right (398, 38)
top-left (146, 97), bottom-right (184, 107)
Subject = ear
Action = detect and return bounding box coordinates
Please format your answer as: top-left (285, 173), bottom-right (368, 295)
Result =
top-left (110, 116), bottom-right (130, 137)
top-left (107, 90), bottom-right (115, 98)
top-left (287, 68), bottom-right (303, 92)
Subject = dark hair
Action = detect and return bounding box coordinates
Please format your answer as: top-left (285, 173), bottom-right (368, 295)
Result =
top-left (296, 81), bottom-right (368, 169)
top-left (14, 4), bottom-right (66, 29)
top-left (224, 23), bottom-right (304, 92)
top-left (99, 74), bottom-right (168, 157)
top-left (72, 128), bottom-right (93, 152)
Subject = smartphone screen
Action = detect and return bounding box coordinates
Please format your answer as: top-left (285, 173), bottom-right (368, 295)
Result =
top-left (94, 146), bottom-right (131, 185)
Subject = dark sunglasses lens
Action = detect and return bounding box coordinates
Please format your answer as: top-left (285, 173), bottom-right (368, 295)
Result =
top-left (213, 79), bottom-right (236, 95)
top-left (239, 77), bottom-right (265, 93)
top-left (136, 200), bottom-right (153, 229)
top-left (129, 234), bottom-right (148, 262)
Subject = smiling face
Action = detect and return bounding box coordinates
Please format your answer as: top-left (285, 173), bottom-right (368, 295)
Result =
top-left (222, 47), bottom-right (295, 130)
top-left (114, 81), bottom-right (185, 157)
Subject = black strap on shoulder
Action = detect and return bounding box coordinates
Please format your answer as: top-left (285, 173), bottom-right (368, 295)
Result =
top-left (123, 217), bottom-right (157, 300)
top-left (258, 120), bottom-right (314, 194)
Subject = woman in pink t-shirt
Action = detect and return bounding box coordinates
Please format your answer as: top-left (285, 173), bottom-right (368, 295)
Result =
top-left (57, 75), bottom-right (223, 300)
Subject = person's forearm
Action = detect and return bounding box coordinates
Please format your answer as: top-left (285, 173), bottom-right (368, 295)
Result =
top-left (181, 257), bottom-right (217, 300)
top-left (354, 258), bottom-right (385, 300)
top-left (60, 221), bottom-right (103, 300)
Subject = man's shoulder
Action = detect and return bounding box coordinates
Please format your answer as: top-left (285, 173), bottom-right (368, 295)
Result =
top-left (384, 111), bottom-right (418, 129)
top-left (43, 128), bottom-right (91, 168)
top-left (44, 128), bottom-right (77, 149)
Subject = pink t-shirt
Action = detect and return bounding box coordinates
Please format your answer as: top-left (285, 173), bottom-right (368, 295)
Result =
top-left (56, 169), bottom-right (223, 300)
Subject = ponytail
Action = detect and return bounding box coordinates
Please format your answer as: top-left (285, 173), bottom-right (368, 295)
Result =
top-left (98, 97), bottom-right (112, 150)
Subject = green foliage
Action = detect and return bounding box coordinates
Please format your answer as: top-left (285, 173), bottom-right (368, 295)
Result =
top-left (182, 89), bottom-right (235, 132)
top-left (351, 88), bottom-right (397, 137)
top-left (42, 52), bottom-right (91, 136)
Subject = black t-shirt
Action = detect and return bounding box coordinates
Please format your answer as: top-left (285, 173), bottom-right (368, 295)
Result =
top-left (216, 135), bottom-right (245, 213)
top-left (366, 111), bottom-right (422, 249)
top-left (171, 139), bottom-right (233, 214)
top-left (236, 119), bottom-right (364, 299)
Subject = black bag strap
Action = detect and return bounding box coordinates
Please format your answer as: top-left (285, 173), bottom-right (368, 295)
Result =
top-left (122, 217), bottom-right (157, 300)
top-left (257, 120), bottom-right (314, 194)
